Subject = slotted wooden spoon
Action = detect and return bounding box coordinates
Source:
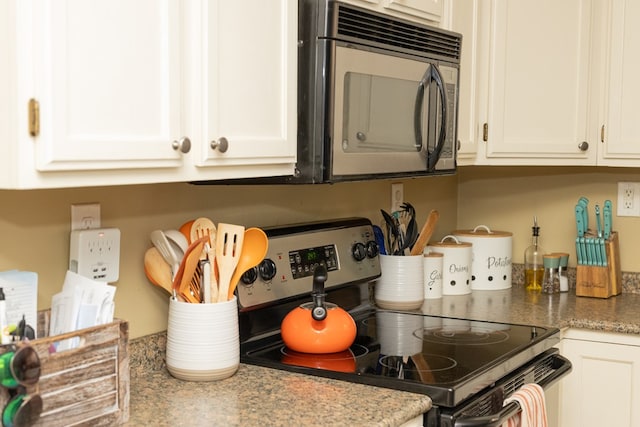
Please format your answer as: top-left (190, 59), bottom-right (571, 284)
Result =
top-left (190, 217), bottom-right (218, 303)
top-left (216, 223), bottom-right (245, 302)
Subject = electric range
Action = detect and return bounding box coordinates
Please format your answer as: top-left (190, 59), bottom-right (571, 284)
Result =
top-left (237, 218), bottom-right (571, 426)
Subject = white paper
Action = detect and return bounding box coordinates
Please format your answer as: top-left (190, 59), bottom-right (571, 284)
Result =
top-left (49, 271), bottom-right (117, 344)
top-left (0, 270), bottom-right (38, 339)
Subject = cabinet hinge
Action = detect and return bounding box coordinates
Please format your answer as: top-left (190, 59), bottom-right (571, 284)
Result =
top-left (483, 123), bottom-right (488, 142)
top-left (28, 98), bottom-right (40, 137)
top-left (600, 125), bottom-right (605, 143)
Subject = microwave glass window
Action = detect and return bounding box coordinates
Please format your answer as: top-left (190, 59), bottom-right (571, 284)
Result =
top-left (342, 72), bottom-right (428, 153)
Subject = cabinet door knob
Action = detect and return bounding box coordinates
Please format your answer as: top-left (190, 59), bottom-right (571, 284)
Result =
top-left (210, 137), bottom-right (229, 153)
top-left (172, 137), bottom-right (191, 153)
top-left (578, 141), bottom-right (589, 151)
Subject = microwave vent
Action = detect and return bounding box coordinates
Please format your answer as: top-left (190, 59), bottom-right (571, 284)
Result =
top-left (335, 4), bottom-right (461, 62)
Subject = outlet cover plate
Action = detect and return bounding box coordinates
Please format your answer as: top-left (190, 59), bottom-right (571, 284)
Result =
top-left (617, 182), bottom-right (640, 217)
top-left (69, 228), bottom-right (120, 282)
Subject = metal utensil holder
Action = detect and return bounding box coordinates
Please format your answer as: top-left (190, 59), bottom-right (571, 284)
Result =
top-left (576, 231), bottom-right (621, 298)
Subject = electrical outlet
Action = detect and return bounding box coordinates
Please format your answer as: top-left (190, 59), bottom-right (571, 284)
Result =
top-left (71, 203), bottom-right (101, 231)
top-left (617, 182), bottom-right (640, 216)
top-left (391, 183), bottom-right (404, 213)
top-left (69, 228), bottom-right (120, 282)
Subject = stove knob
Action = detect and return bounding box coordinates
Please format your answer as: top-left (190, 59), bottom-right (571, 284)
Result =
top-left (352, 242), bottom-right (367, 261)
top-left (258, 259), bottom-right (277, 282)
top-left (366, 240), bottom-right (379, 258)
top-left (241, 267), bottom-right (258, 285)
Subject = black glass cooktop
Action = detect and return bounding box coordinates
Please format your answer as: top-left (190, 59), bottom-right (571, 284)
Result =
top-left (241, 309), bottom-right (560, 407)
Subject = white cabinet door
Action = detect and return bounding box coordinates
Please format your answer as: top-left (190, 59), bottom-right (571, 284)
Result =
top-left (477, 0), bottom-right (598, 165)
top-left (185, 0), bottom-right (297, 181)
top-left (31, 0), bottom-right (185, 173)
top-left (560, 330), bottom-right (640, 427)
top-left (383, 0), bottom-right (443, 23)
top-left (598, 0), bottom-right (640, 166)
top-left (341, 0), bottom-right (444, 25)
top-left (451, 0), bottom-right (483, 165)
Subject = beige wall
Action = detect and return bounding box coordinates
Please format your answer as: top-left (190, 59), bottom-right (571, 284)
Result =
top-left (7, 165), bottom-right (640, 339)
top-left (0, 176), bottom-right (457, 338)
top-left (457, 166), bottom-right (640, 273)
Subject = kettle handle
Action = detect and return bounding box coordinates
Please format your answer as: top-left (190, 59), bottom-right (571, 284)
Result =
top-left (311, 266), bottom-right (328, 321)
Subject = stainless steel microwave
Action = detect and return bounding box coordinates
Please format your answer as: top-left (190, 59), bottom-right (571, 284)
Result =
top-left (291, 0), bottom-right (462, 183)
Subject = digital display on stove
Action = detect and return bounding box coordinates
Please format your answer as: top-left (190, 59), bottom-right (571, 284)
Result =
top-left (289, 245), bottom-right (338, 279)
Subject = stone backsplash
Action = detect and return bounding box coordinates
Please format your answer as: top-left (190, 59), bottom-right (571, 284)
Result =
top-left (511, 263), bottom-right (640, 294)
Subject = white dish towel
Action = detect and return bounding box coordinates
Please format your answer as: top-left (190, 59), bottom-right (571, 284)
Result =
top-left (501, 383), bottom-right (548, 427)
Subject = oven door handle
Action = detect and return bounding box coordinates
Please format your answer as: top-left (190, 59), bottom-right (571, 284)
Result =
top-left (453, 354), bottom-right (572, 427)
top-left (414, 63), bottom-right (447, 172)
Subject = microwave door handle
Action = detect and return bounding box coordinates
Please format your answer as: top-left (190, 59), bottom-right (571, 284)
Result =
top-left (427, 64), bottom-right (447, 172)
top-left (413, 69), bottom-right (428, 154)
top-left (414, 65), bottom-right (448, 171)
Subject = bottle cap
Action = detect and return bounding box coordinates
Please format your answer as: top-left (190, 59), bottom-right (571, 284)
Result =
top-left (555, 253), bottom-right (570, 267)
top-left (543, 254), bottom-right (561, 268)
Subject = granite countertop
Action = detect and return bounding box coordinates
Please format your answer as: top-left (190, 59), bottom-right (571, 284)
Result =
top-left (127, 360), bottom-right (431, 426)
top-left (422, 285), bottom-right (640, 334)
top-left (127, 281), bottom-right (640, 426)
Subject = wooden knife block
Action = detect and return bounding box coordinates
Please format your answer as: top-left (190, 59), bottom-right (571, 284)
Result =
top-left (576, 232), bottom-right (621, 298)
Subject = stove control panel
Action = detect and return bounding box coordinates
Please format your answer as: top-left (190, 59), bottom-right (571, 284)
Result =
top-left (236, 218), bottom-right (381, 310)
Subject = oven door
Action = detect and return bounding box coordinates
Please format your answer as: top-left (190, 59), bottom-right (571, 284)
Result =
top-left (330, 44), bottom-right (456, 179)
top-left (425, 349), bottom-right (572, 427)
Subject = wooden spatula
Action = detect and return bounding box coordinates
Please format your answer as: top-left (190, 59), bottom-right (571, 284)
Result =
top-left (173, 236), bottom-right (207, 303)
top-left (216, 223), bottom-right (245, 303)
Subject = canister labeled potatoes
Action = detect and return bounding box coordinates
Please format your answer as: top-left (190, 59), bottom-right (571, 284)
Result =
top-left (453, 225), bottom-right (513, 291)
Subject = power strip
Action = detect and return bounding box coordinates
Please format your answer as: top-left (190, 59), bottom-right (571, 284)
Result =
top-left (69, 228), bottom-right (121, 282)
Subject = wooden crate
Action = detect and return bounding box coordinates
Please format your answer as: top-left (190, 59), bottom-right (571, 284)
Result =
top-left (10, 312), bottom-right (130, 426)
top-left (576, 232), bottom-right (622, 298)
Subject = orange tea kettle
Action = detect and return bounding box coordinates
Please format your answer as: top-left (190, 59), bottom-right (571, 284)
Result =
top-left (281, 266), bottom-right (357, 354)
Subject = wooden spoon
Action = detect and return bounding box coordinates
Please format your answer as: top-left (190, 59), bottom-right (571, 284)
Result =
top-left (410, 210), bottom-right (440, 256)
top-left (227, 228), bottom-right (268, 300)
top-left (143, 247), bottom-right (173, 295)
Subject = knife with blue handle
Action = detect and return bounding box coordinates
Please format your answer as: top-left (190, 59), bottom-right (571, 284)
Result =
top-left (575, 238), bottom-right (583, 265)
top-left (603, 200), bottom-right (612, 239)
top-left (578, 197), bottom-right (589, 232)
top-left (599, 238), bottom-right (607, 266)
top-left (595, 204), bottom-right (602, 237)
top-left (575, 205), bottom-right (586, 237)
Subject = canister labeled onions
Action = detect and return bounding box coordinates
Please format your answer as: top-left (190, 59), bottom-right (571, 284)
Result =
top-left (427, 235), bottom-right (472, 295)
top-left (453, 225), bottom-right (513, 291)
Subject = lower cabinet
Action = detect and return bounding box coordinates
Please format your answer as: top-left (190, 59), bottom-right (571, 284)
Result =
top-left (559, 329), bottom-right (640, 427)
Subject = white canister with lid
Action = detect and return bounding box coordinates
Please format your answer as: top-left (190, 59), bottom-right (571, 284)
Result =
top-left (427, 235), bottom-right (472, 296)
top-left (453, 225), bottom-right (513, 291)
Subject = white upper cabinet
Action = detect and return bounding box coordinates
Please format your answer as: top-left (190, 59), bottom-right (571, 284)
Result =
top-left (341, 0), bottom-right (445, 25)
top-left (457, 0), bottom-right (640, 167)
top-left (186, 1), bottom-right (297, 179)
top-left (33, 0), bottom-right (185, 173)
top-left (598, 0), bottom-right (640, 166)
top-left (451, 0), bottom-right (482, 164)
top-left (478, 0), bottom-right (597, 165)
top-left (0, 0), bottom-right (296, 189)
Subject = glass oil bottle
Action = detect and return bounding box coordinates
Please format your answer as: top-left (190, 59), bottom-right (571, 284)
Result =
top-left (524, 216), bottom-right (544, 291)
